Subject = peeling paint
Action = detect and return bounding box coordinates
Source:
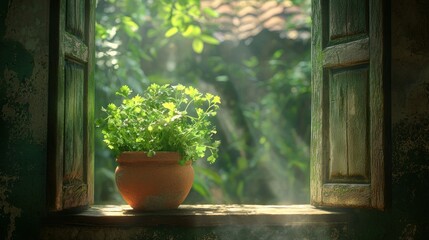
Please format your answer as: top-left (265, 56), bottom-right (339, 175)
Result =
top-left (1, 0), bottom-right (49, 146)
top-left (0, 0), bottom-right (49, 239)
top-left (41, 224), bottom-right (348, 240)
top-left (391, 116), bottom-right (429, 238)
top-left (400, 224), bottom-right (417, 240)
top-left (0, 173), bottom-right (22, 240)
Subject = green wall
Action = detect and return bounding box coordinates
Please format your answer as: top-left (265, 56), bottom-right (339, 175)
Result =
top-left (0, 0), bottom-right (49, 239)
top-left (351, 0), bottom-right (429, 239)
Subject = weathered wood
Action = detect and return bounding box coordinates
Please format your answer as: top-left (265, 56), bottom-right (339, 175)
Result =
top-left (63, 180), bottom-right (88, 209)
top-left (322, 184), bottom-right (371, 207)
top-left (45, 205), bottom-right (349, 227)
top-left (323, 38), bottom-right (369, 68)
top-left (64, 61), bottom-right (84, 181)
top-left (329, 0), bottom-right (348, 40)
top-left (328, 67), bottom-right (369, 182)
top-left (329, 70), bottom-right (348, 179)
top-left (347, 0), bottom-right (368, 37)
top-left (311, 0), bottom-right (386, 209)
top-left (66, 0), bottom-right (85, 39)
top-left (310, 0), bottom-right (323, 205)
top-left (48, 0), bottom-right (66, 212)
top-left (85, 0), bottom-right (96, 206)
top-left (48, 0), bottom-right (95, 211)
top-left (347, 67), bottom-right (369, 180)
top-left (64, 32), bottom-right (88, 63)
top-left (75, 62), bottom-right (84, 181)
top-left (64, 61), bottom-right (76, 180)
top-left (328, 0), bottom-right (368, 42)
top-left (369, 0), bottom-right (386, 209)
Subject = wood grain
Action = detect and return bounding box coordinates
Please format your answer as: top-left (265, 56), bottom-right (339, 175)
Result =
top-left (47, 0), bottom-right (66, 211)
top-left (48, 0), bottom-right (95, 211)
top-left (66, 0), bottom-right (85, 39)
top-left (369, 0), bottom-right (386, 209)
top-left (311, 0), bottom-right (386, 209)
top-left (63, 180), bottom-right (88, 209)
top-left (85, 0), bottom-right (96, 206)
top-left (329, 70), bottom-right (348, 179)
top-left (64, 32), bottom-right (88, 63)
top-left (64, 61), bottom-right (84, 181)
top-left (347, 67), bottom-right (369, 180)
top-left (64, 61), bottom-right (78, 181)
top-left (323, 38), bottom-right (369, 68)
top-left (328, 0), bottom-right (368, 43)
top-left (322, 184), bottom-right (371, 207)
top-left (310, 0), bottom-right (323, 206)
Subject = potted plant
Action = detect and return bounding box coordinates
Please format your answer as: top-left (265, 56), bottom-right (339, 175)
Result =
top-left (97, 84), bottom-right (221, 210)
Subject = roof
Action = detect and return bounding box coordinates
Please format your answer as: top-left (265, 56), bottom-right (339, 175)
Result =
top-left (201, 0), bottom-right (310, 42)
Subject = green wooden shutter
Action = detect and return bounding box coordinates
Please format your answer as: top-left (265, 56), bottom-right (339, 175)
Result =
top-left (48, 0), bottom-right (95, 211)
top-left (311, 0), bottom-right (387, 209)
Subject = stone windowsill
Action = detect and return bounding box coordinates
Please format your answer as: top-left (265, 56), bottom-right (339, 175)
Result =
top-left (44, 204), bottom-right (349, 227)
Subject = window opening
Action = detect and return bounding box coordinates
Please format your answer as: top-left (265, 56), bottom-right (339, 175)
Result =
top-left (94, 0), bottom-right (311, 205)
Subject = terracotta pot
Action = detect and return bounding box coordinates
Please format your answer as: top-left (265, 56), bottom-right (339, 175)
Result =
top-left (115, 152), bottom-right (194, 211)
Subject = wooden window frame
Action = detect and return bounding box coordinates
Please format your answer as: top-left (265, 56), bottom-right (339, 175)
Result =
top-left (47, 0), bottom-right (388, 220)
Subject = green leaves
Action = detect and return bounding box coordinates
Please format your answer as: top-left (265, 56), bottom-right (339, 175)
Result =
top-left (159, 0), bottom-right (220, 54)
top-left (121, 16), bottom-right (140, 40)
top-left (116, 85), bottom-right (132, 97)
top-left (98, 84), bottom-right (221, 164)
top-left (182, 25), bottom-right (201, 37)
top-left (203, 7), bottom-right (219, 18)
top-left (192, 38), bottom-right (204, 54)
top-left (165, 27), bottom-right (179, 37)
top-left (122, 16), bottom-right (138, 32)
top-left (200, 35), bottom-right (220, 45)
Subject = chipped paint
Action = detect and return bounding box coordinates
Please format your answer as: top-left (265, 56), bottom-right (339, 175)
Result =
top-left (41, 224), bottom-right (348, 240)
top-left (0, 0), bottom-right (49, 239)
top-left (351, 0), bottom-right (429, 239)
top-left (2, 0), bottom-right (49, 145)
top-left (0, 174), bottom-right (22, 240)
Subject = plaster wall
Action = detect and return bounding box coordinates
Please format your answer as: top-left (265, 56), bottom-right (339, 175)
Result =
top-left (0, 0), bottom-right (49, 239)
top-left (351, 0), bottom-right (429, 239)
top-left (388, 0), bottom-right (429, 236)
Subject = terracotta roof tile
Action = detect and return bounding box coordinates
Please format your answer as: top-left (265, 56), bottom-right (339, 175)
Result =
top-left (241, 15), bottom-right (259, 25)
top-left (258, 5), bottom-right (285, 22)
top-left (263, 16), bottom-right (285, 31)
top-left (237, 5), bottom-right (257, 17)
top-left (260, 1), bottom-right (278, 12)
top-left (201, 0), bottom-right (309, 41)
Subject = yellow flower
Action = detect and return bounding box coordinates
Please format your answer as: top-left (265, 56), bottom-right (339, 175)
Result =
top-left (205, 93), bottom-right (214, 101)
top-left (162, 102), bottom-right (176, 111)
top-left (132, 95), bottom-right (143, 104)
top-left (175, 84), bottom-right (186, 91)
top-left (213, 96), bottom-right (221, 104)
top-left (185, 86), bottom-right (199, 97)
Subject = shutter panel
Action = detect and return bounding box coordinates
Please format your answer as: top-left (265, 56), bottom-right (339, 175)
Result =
top-left (48, 0), bottom-right (95, 211)
top-left (311, 0), bottom-right (386, 209)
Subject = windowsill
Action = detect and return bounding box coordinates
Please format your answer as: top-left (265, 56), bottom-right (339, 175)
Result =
top-left (44, 204), bottom-right (349, 227)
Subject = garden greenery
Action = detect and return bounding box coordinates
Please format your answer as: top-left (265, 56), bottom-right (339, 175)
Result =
top-left (95, 0), bottom-right (312, 204)
top-left (98, 84), bottom-right (221, 164)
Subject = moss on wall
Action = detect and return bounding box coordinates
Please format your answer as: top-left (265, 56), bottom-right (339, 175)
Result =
top-left (351, 0), bottom-right (429, 239)
top-left (0, 0), bottom-right (49, 239)
top-left (41, 224), bottom-right (348, 240)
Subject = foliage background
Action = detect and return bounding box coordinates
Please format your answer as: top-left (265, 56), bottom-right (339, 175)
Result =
top-left (94, 0), bottom-right (311, 204)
